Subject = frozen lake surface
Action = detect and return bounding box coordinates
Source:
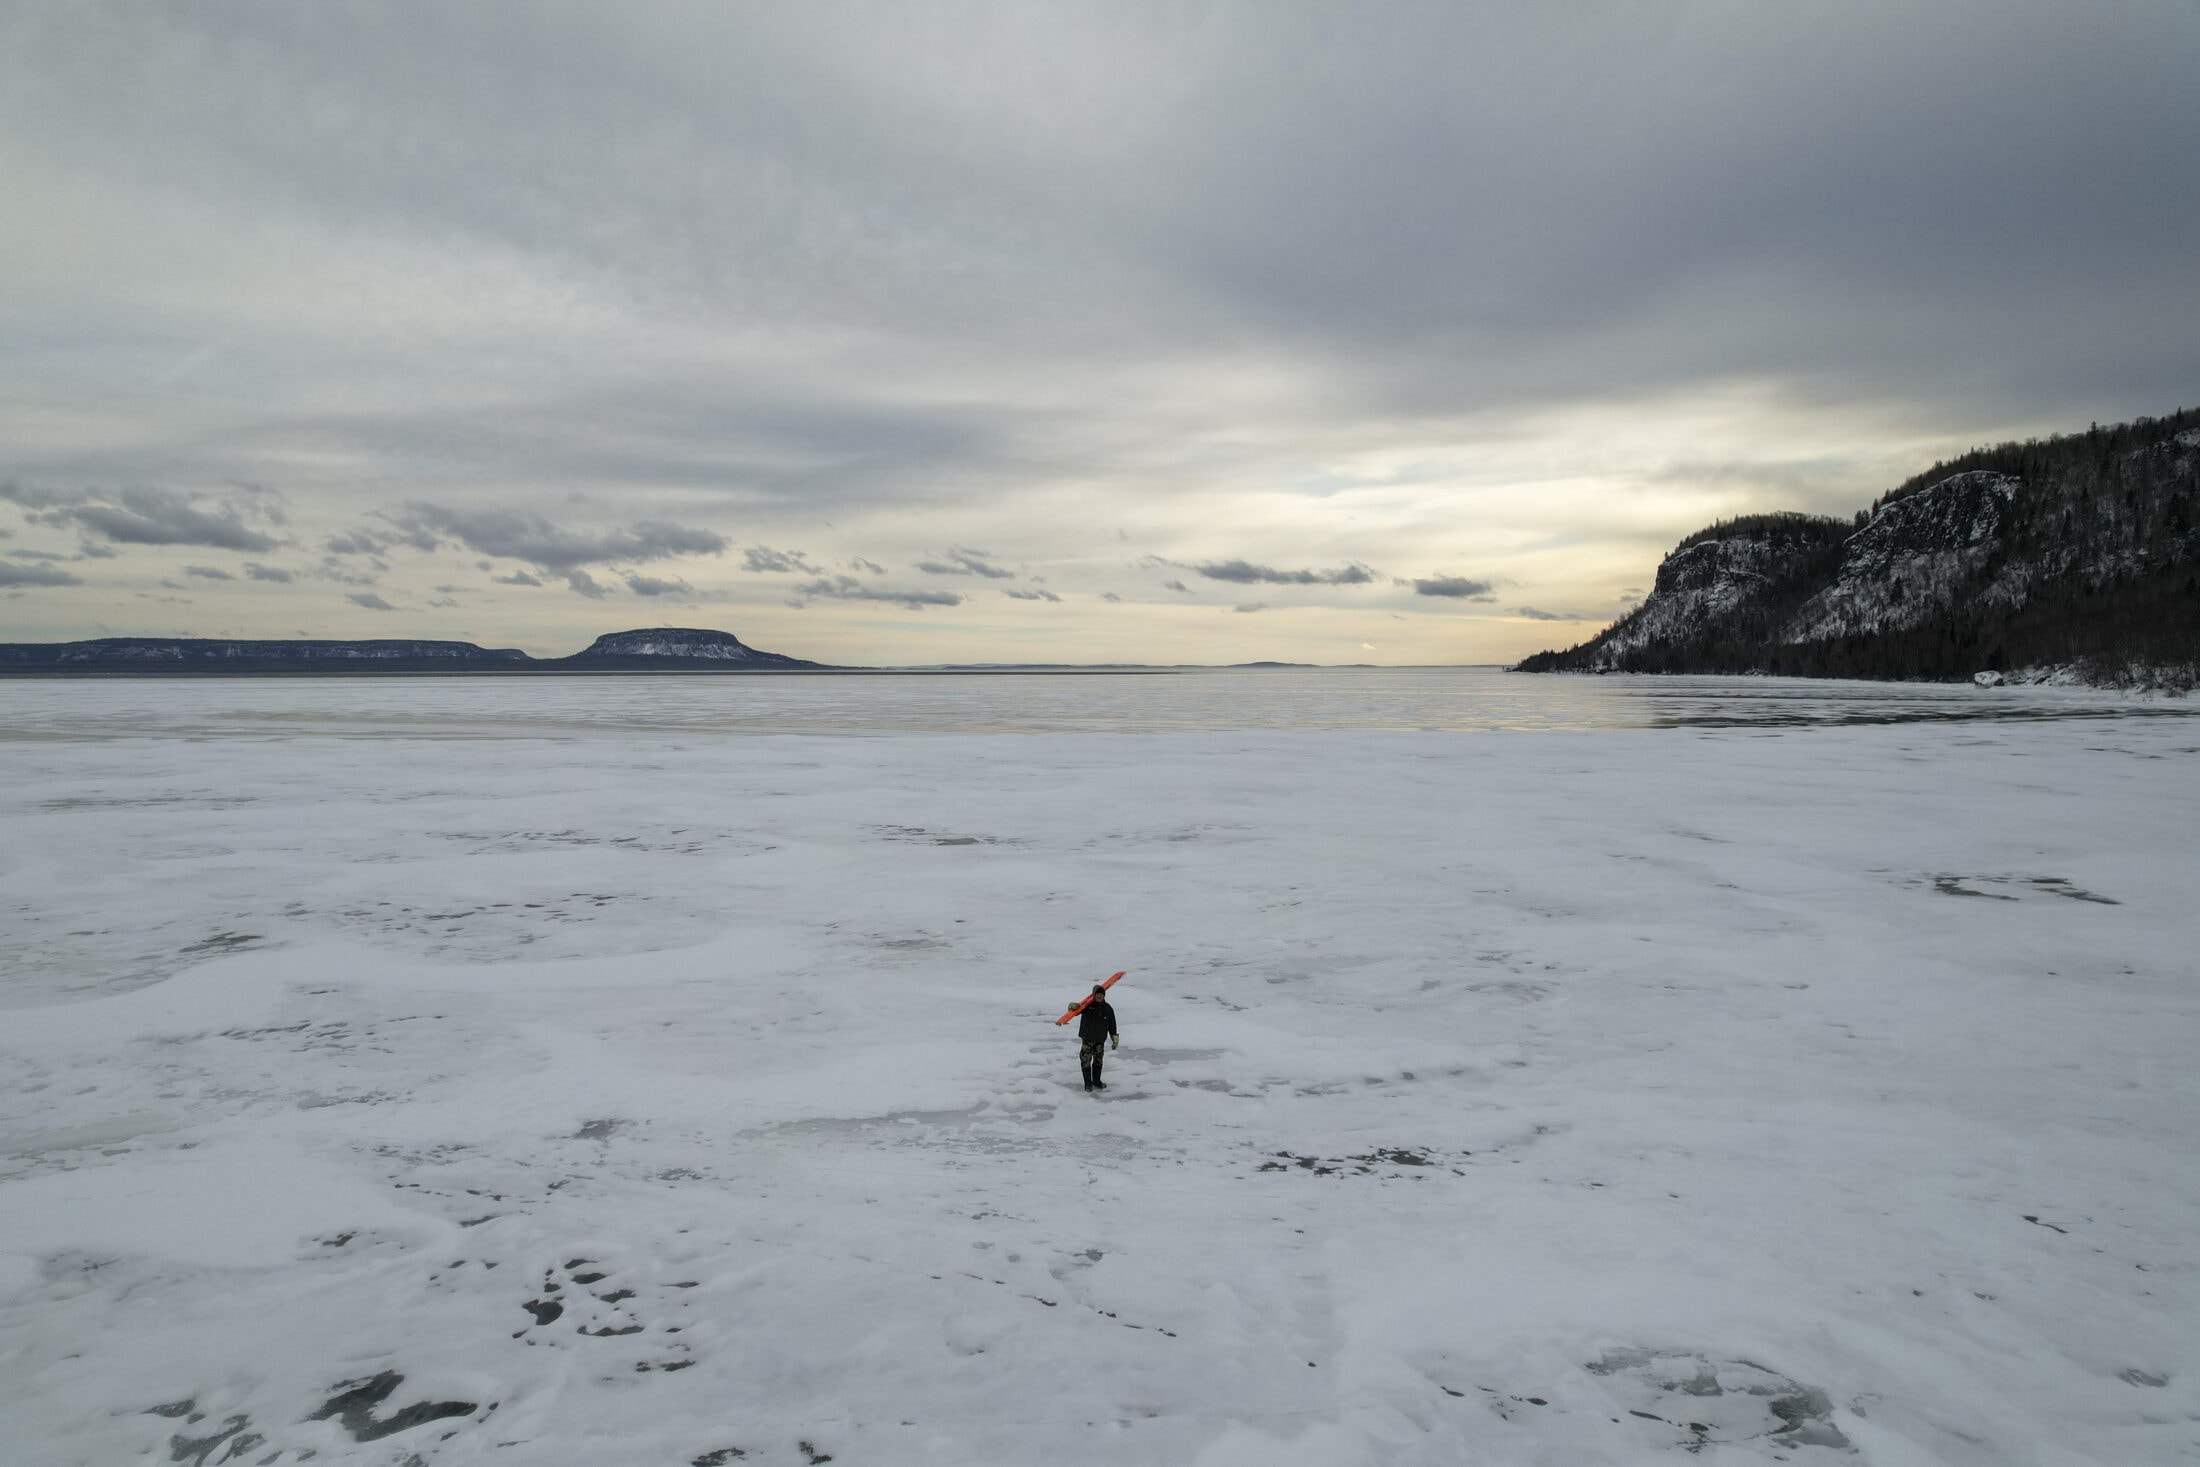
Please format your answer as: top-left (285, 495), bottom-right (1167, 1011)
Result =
top-left (0, 665), bottom-right (2179, 738)
top-left (2, 672), bottom-right (2196, 1464)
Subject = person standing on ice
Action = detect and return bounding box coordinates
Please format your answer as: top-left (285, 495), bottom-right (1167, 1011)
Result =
top-left (1077, 983), bottom-right (1119, 1092)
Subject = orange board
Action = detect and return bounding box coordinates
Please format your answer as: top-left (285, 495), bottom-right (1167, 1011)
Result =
top-left (1056, 971), bottom-right (1126, 1025)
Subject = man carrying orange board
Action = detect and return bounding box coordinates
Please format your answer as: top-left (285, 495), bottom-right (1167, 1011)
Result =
top-left (1059, 972), bottom-right (1124, 1092)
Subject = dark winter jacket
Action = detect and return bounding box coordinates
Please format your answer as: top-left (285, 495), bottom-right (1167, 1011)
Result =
top-left (1077, 998), bottom-right (1118, 1045)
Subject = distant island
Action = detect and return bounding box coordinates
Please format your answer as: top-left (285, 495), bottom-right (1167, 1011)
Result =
top-left (0, 627), bottom-right (827, 676)
top-left (1516, 407), bottom-right (2200, 689)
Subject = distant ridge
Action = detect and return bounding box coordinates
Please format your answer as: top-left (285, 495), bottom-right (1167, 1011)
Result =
top-left (0, 626), bottom-right (826, 675)
top-left (1517, 407), bottom-right (2200, 688)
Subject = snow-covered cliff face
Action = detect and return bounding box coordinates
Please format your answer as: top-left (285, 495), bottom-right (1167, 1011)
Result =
top-left (1587, 534), bottom-right (1834, 669)
top-left (1785, 472), bottom-right (2017, 642)
top-left (570, 628), bottom-right (761, 661)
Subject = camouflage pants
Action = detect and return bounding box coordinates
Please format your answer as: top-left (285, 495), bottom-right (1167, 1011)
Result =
top-left (1079, 1040), bottom-right (1107, 1089)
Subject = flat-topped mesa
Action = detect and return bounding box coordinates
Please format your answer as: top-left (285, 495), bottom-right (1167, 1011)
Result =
top-left (553, 627), bottom-right (824, 670)
top-left (567, 628), bottom-right (764, 661)
top-left (0, 637), bottom-right (528, 670)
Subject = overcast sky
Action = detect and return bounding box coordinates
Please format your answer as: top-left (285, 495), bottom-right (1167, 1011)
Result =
top-left (3, 3), bottom-right (2195, 663)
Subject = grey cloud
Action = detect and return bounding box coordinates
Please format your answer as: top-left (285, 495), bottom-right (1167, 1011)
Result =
top-left (623, 573), bottom-right (687, 596)
top-left (743, 545), bottom-right (819, 574)
top-left (1414, 576), bottom-right (1495, 598)
top-left (1512, 607), bottom-right (1570, 621)
top-left (326, 529), bottom-right (425, 557)
top-left (1100, 591), bottom-right (1122, 602)
top-left (793, 576), bottom-right (961, 610)
top-left (1002, 587), bottom-right (1060, 602)
top-left (184, 564), bottom-right (234, 580)
top-left (1233, 602), bottom-right (1267, 614)
top-left (347, 592), bottom-right (396, 611)
top-left (3, 483), bottom-right (284, 552)
top-left (0, 562), bottom-right (84, 587)
top-left (492, 570), bottom-right (543, 586)
top-left (916, 547), bottom-right (1015, 579)
top-left (5, 14), bottom-right (2191, 457)
top-left (6, 548), bottom-right (67, 561)
top-left (1109, 11), bottom-right (2199, 423)
top-left (1162, 580), bottom-right (1191, 593)
top-left (563, 569), bottom-right (609, 599)
top-left (1196, 560), bottom-right (1376, 586)
top-left (384, 503), bottom-right (726, 571)
top-left (243, 562), bottom-right (294, 582)
top-left (848, 558), bottom-right (887, 575)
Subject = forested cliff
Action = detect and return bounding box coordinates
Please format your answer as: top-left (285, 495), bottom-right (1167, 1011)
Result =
top-left (1517, 408), bottom-right (2200, 686)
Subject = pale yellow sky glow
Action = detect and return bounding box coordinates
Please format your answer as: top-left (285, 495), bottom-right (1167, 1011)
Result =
top-left (0, 380), bottom-right (2017, 663)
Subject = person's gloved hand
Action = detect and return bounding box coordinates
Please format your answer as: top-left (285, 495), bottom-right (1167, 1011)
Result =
top-left (1110, 1033), bottom-right (1119, 1050)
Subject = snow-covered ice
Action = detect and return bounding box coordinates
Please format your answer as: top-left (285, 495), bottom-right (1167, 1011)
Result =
top-left (2, 674), bottom-right (2196, 1465)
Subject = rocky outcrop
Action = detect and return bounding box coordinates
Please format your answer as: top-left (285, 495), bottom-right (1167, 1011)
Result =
top-left (0, 628), bottom-right (827, 675)
top-left (1584, 517), bottom-right (1848, 670)
top-left (1785, 472), bottom-right (2017, 643)
top-left (1518, 408), bottom-right (2200, 685)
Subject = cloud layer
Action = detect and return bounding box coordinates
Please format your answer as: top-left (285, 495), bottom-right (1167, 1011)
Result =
top-left (0, 562), bottom-right (84, 588)
top-left (377, 504), bottom-right (727, 573)
top-left (1413, 577), bottom-right (1495, 600)
top-left (793, 577), bottom-right (962, 611)
top-left (3, 484), bottom-right (284, 552)
top-left (1194, 560), bottom-right (1378, 587)
top-left (916, 548), bottom-right (1015, 580)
